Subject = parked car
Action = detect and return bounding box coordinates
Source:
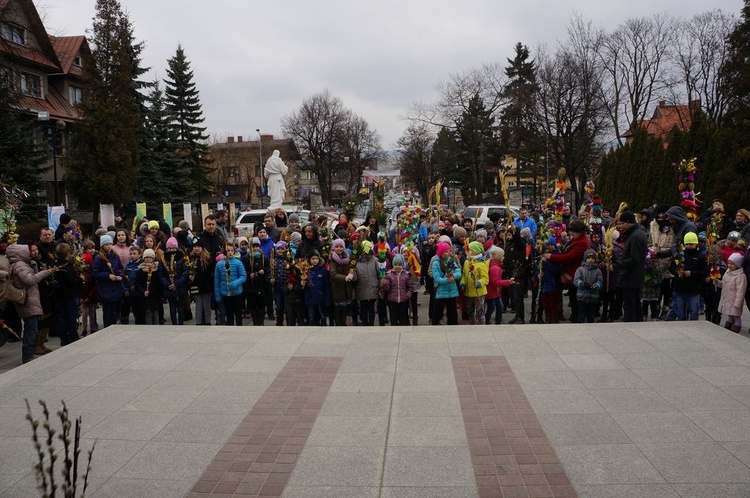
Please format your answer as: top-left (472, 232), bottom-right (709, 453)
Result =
top-left (462, 205), bottom-right (520, 227)
top-left (233, 209), bottom-right (268, 239)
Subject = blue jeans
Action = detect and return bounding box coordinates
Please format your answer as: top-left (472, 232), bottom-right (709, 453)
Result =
top-left (274, 288), bottom-right (286, 325)
top-left (578, 301), bottom-right (597, 323)
top-left (485, 297), bottom-right (503, 324)
top-left (672, 292), bottom-right (700, 321)
top-left (56, 298), bottom-right (80, 346)
top-left (307, 305), bottom-right (326, 326)
top-left (167, 297), bottom-right (185, 325)
top-left (22, 315), bottom-right (39, 361)
top-left (102, 301), bottom-right (120, 328)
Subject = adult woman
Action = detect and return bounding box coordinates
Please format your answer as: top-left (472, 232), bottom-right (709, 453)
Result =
top-left (734, 209), bottom-right (750, 243)
top-left (543, 220), bottom-right (592, 323)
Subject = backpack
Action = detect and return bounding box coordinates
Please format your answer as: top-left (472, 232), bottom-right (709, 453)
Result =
top-left (2, 267), bottom-right (26, 305)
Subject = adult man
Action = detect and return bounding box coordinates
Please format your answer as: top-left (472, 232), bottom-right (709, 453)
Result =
top-left (199, 215), bottom-right (225, 260)
top-left (666, 206), bottom-right (697, 245)
top-left (513, 208), bottom-right (538, 238)
top-left (53, 213), bottom-right (74, 244)
top-left (37, 228), bottom-right (57, 264)
top-left (264, 213), bottom-right (282, 242)
top-left (215, 210), bottom-right (230, 242)
top-left (614, 211), bottom-right (647, 322)
top-left (264, 150), bottom-right (288, 209)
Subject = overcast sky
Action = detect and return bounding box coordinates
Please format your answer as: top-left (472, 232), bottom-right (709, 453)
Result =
top-left (40, 0), bottom-right (740, 149)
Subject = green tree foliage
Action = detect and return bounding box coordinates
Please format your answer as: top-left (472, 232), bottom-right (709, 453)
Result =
top-left (137, 81), bottom-right (179, 201)
top-left (163, 44), bottom-right (211, 202)
top-left (65, 0), bottom-right (141, 211)
top-left (0, 86), bottom-right (48, 222)
top-left (499, 43), bottom-right (541, 159)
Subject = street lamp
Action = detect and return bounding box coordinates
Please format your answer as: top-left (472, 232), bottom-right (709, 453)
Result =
top-left (256, 129), bottom-right (264, 208)
top-left (37, 112), bottom-right (66, 205)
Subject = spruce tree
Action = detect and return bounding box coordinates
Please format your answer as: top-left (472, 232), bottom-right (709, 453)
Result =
top-left (138, 81), bottom-right (179, 201)
top-left (0, 86), bottom-right (48, 222)
top-left (65, 0), bottom-right (141, 213)
top-left (499, 43), bottom-right (541, 160)
top-left (163, 45), bottom-right (211, 202)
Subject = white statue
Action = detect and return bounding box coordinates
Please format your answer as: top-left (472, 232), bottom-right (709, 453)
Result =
top-left (263, 150), bottom-right (288, 209)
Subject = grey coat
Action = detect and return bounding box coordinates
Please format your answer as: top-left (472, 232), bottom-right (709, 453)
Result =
top-left (354, 256), bottom-right (380, 301)
top-left (7, 245), bottom-right (52, 319)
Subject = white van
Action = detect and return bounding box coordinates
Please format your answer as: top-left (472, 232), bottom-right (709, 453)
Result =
top-left (233, 208), bottom-right (310, 239)
top-left (462, 205), bottom-right (520, 227)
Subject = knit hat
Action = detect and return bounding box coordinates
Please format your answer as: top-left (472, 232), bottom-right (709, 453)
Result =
top-left (489, 246), bottom-right (504, 259)
top-left (520, 228), bottom-right (531, 240)
top-left (619, 211), bottom-right (636, 224)
top-left (99, 234), bottom-right (113, 246)
top-left (452, 226), bottom-right (467, 239)
top-left (237, 236), bottom-right (248, 245)
top-left (59, 213), bottom-right (72, 225)
top-left (143, 249), bottom-right (156, 259)
top-left (95, 226), bottom-right (108, 236)
top-left (361, 240), bottom-right (373, 254)
top-left (178, 220), bottom-right (190, 230)
top-left (147, 220), bottom-right (159, 230)
top-left (275, 240), bottom-right (287, 249)
top-left (475, 229), bottom-right (488, 239)
top-left (468, 241), bottom-right (484, 256)
top-left (583, 248), bottom-right (598, 261)
top-left (683, 232), bottom-right (699, 245)
top-left (288, 213), bottom-right (300, 223)
top-left (82, 253), bottom-right (93, 265)
top-left (728, 231), bottom-right (741, 241)
top-left (438, 235), bottom-right (452, 245)
top-left (290, 232), bottom-right (302, 244)
top-left (166, 237), bottom-right (178, 249)
top-left (332, 238), bottom-right (345, 249)
top-left (392, 254), bottom-right (404, 267)
top-left (252, 237), bottom-right (261, 246)
top-left (436, 242), bottom-right (451, 258)
top-left (729, 253), bottom-right (744, 268)
top-left (484, 220), bottom-right (495, 230)
top-left (193, 238), bottom-right (204, 248)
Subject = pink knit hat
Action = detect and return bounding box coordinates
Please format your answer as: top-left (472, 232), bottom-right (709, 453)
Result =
top-left (166, 237), bottom-right (178, 249)
top-left (436, 242), bottom-right (451, 258)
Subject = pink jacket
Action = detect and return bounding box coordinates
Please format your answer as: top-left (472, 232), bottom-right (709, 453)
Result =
top-left (486, 259), bottom-right (512, 299)
top-left (719, 268), bottom-right (747, 317)
top-left (381, 269), bottom-right (414, 303)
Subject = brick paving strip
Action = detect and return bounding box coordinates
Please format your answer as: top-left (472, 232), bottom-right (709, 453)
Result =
top-left (186, 356), bottom-right (342, 497)
top-left (452, 356), bottom-right (577, 498)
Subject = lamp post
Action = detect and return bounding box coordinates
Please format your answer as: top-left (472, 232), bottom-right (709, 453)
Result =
top-left (256, 129), bottom-right (263, 209)
top-left (37, 112), bottom-right (66, 205)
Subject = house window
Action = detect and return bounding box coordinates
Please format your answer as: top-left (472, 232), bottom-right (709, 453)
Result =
top-left (68, 86), bottom-right (83, 105)
top-left (0, 67), bottom-right (11, 89)
top-left (1, 22), bottom-right (25, 45)
top-left (72, 55), bottom-right (82, 67)
top-left (20, 72), bottom-right (42, 97)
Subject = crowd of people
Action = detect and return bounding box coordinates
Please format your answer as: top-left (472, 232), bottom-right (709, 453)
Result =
top-left (1, 196), bottom-right (748, 365)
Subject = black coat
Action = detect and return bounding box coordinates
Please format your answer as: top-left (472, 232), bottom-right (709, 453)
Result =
top-left (616, 224), bottom-right (647, 289)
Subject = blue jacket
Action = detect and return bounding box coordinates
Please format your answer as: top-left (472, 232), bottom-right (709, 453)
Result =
top-left (92, 251), bottom-right (124, 302)
top-left (541, 258), bottom-right (562, 294)
top-left (124, 259), bottom-right (140, 292)
top-left (213, 256), bottom-right (247, 300)
top-left (514, 217), bottom-right (538, 238)
top-left (431, 257), bottom-right (462, 299)
top-left (304, 264), bottom-right (331, 306)
top-left (259, 237), bottom-right (275, 260)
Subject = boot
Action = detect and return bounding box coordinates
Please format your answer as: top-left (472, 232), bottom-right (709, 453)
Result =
top-left (39, 328), bottom-right (52, 353)
top-left (731, 325), bottom-right (741, 334)
top-left (724, 321), bottom-right (733, 330)
top-left (33, 333), bottom-right (48, 356)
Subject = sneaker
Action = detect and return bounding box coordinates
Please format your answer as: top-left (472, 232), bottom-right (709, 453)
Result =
top-left (508, 317), bottom-right (525, 324)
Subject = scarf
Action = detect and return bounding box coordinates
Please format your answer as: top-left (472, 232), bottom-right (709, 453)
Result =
top-left (331, 251), bottom-right (350, 266)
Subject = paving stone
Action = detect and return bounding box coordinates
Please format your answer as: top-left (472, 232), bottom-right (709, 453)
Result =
top-left (283, 486), bottom-right (380, 497)
top-left (538, 413), bottom-right (631, 446)
top-left (225, 354), bottom-right (289, 373)
top-left (548, 340), bottom-right (609, 355)
top-left (637, 442), bottom-right (750, 483)
top-left (294, 343), bottom-right (351, 356)
top-left (498, 340), bottom-right (557, 356)
top-left (319, 391), bottom-right (393, 417)
top-left (330, 373), bottom-right (395, 392)
top-left (630, 367), bottom-right (711, 388)
top-left (614, 352), bottom-right (681, 369)
top-left (526, 389), bottom-right (606, 414)
top-left (399, 331), bottom-right (448, 344)
top-left (504, 354), bottom-right (570, 372)
top-left (555, 444), bottom-right (665, 485)
top-left (86, 410), bottom-right (178, 440)
top-left (398, 343), bottom-right (451, 357)
top-left (721, 385), bottom-right (750, 407)
top-left (396, 354), bottom-right (455, 373)
top-left (287, 446), bottom-right (384, 487)
top-left (94, 477), bottom-right (191, 498)
top-left (304, 331), bottom-right (355, 344)
top-left (173, 353), bottom-right (242, 372)
top-left (685, 410), bottom-right (750, 441)
top-left (590, 389), bottom-right (676, 414)
top-left (654, 386), bottom-right (748, 412)
top-left (382, 446), bottom-right (475, 487)
top-left (122, 388), bottom-right (202, 413)
top-left (306, 416), bottom-right (388, 447)
top-left (380, 487), bottom-right (478, 497)
top-left (560, 353), bottom-right (625, 370)
top-left (575, 484), bottom-right (679, 497)
top-left (665, 350), bottom-right (740, 368)
top-left (391, 392), bottom-right (461, 417)
top-left (721, 442), bottom-right (750, 467)
top-left (610, 412), bottom-right (711, 443)
top-left (448, 343), bottom-right (504, 356)
top-left (670, 483), bottom-right (750, 498)
top-left (574, 370), bottom-right (649, 390)
top-left (114, 441), bottom-right (221, 480)
top-left (338, 355), bottom-right (397, 373)
top-left (65, 387), bottom-right (141, 413)
top-left (691, 366), bottom-right (750, 386)
top-left (181, 389), bottom-right (261, 414)
top-left (515, 370), bottom-right (587, 391)
top-left (153, 413), bottom-right (244, 443)
top-left (346, 343), bottom-right (400, 357)
top-left (394, 372), bottom-right (456, 392)
top-left (92, 369), bottom-right (165, 389)
top-left (387, 416), bottom-right (468, 446)
top-left (0, 474), bottom-right (23, 495)
top-left (121, 354), bottom-right (191, 371)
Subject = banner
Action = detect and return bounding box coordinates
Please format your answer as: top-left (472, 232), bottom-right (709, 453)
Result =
top-left (162, 203), bottom-right (173, 230)
top-left (217, 202), bottom-right (224, 211)
top-left (182, 203), bottom-right (192, 229)
top-left (229, 202), bottom-right (236, 229)
top-left (135, 202), bottom-right (147, 224)
top-left (99, 204), bottom-right (115, 229)
top-left (200, 203), bottom-right (209, 229)
top-left (47, 205), bottom-right (66, 230)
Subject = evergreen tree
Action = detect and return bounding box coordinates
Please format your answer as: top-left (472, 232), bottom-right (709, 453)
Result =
top-left (65, 0), bottom-right (141, 213)
top-left (0, 86), bottom-right (48, 221)
top-left (163, 45), bottom-right (211, 202)
top-left (137, 81), bottom-right (179, 201)
top-left (499, 43), bottom-right (541, 160)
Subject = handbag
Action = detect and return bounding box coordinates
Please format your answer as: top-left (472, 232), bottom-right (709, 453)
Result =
top-left (2, 270), bottom-right (26, 305)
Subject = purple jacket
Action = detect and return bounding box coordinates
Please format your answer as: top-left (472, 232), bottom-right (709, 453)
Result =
top-left (381, 269), bottom-right (414, 303)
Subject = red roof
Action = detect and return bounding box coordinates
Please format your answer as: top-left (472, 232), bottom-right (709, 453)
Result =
top-left (621, 100), bottom-right (696, 147)
top-left (0, 39), bottom-right (59, 70)
top-left (49, 35), bottom-right (85, 76)
top-left (15, 84), bottom-right (78, 122)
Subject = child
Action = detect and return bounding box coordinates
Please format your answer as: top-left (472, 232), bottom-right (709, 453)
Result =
top-left (285, 257), bottom-right (306, 326)
top-left (329, 238), bottom-right (353, 326)
top-left (159, 237), bottom-right (188, 325)
top-left (271, 241), bottom-right (289, 326)
top-left (703, 244), bottom-right (725, 326)
top-left (214, 242), bottom-right (247, 326)
top-left (91, 234), bottom-right (124, 329)
top-left (574, 249), bottom-right (603, 323)
top-left (430, 242), bottom-right (462, 325)
top-left (133, 249), bottom-right (161, 325)
top-left (242, 238), bottom-right (270, 326)
top-left (304, 251), bottom-right (330, 326)
top-left (80, 240), bottom-right (98, 336)
top-left (53, 243), bottom-right (83, 346)
top-left (123, 246), bottom-right (142, 324)
top-left (355, 240), bottom-right (379, 326)
top-left (381, 254), bottom-right (414, 326)
top-left (540, 242), bottom-right (563, 324)
top-left (189, 241), bottom-right (213, 326)
top-left (670, 232), bottom-right (708, 321)
top-left (641, 249), bottom-right (663, 321)
top-left (718, 253), bottom-right (747, 333)
top-left (461, 241), bottom-right (490, 325)
top-left (485, 246), bottom-right (513, 325)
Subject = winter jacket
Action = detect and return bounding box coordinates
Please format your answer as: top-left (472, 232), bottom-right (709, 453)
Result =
top-left (461, 257), bottom-right (490, 298)
top-left (304, 264), bottom-right (331, 306)
top-left (666, 206), bottom-right (698, 245)
top-left (649, 219), bottom-right (675, 279)
top-left (241, 253), bottom-right (269, 299)
top-left (718, 268), bottom-right (747, 317)
top-left (133, 262), bottom-right (162, 309)
top-left (431, 256), bottom-right (462, 299)
top-left (296, 225), bottom-right (323, 262)
top-left (671, 248), bottom-right (708, 295)
top-left (198, 229), bottom-right (225, 260)
top-left (214, 256), bottom-right (247, 300)
top-left (159, 251), bottom-right (189, 299)
top-left (112, 243), bottom-right (131, 268)
top-left (616, 224), bottom-right (647, 289)
top-left (272, 256), bottom-right (288, 291)
top-left (192, 256), bottom-right (214, 294)
top-left (258, 237), bottom-right (275, 261)
top-left (124, 259), bottom-right (140, 293)
top-left (354, 256), bottom-right (380, 301)
top-left (504, 230), bottom-right (532, 280)
top-left (7, 245), bottom-right (52, 319)
top-left (53, 257), bottom-right (83, 303)
top-left (92, 250), bottom-right (124, 302)
top-left (549, 234), bottom-right (592, 284)
top-left (329, 254), bottom-right (354, 304)
top-left (574, 262), bottom-right (603, 303)
top-left (381, 269), bottom-right (414, 303)
top-left (540, 258), bottom-right (563, 294)
top-left (486, 259), bottom-right (513, 299)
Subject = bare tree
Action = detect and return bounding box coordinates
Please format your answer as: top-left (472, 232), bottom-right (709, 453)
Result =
top-left (337, 111), bottom-right (382, 195)
top-left (596, 13), bottom-right (676, 145)
top-left (396, 123), bottom-right (440, 200)
top-left (670, 9), bottom-right (737, 125)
